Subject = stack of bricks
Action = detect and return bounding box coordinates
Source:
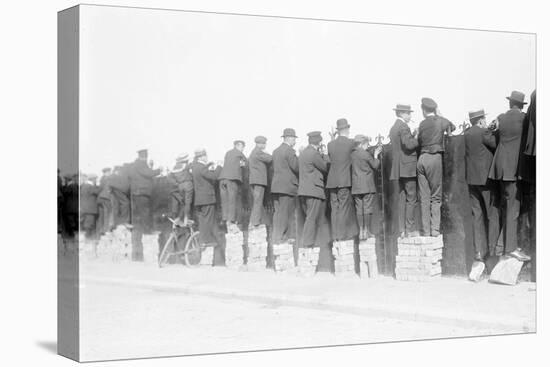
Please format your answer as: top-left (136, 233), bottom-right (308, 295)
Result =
top-left (225, 225), bottom-right (245, 269)
top-left (298, 247), bottom-right (320, 276)
top-left (272, 243), bottom-right (295, 273)
top-left (395, 235), bottom-right (443, 281)
top-left (94, 225), bottom-right (132, 262)
top-left (142, 232), bottom-right (160, 265)
top-left (199, 246), bottom-right (214, 266)
top-left (245, 225), bottom-right (268, 271)
top-left (332, 240), bottom-right (357, 276)
top-left (358, 238), bottom-right (378, 278)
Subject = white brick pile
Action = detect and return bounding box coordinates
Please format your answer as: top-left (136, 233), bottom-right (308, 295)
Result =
top-left (272, 243), bottom-right (295, 273)
top-left (298, 247), bottom-right (320, 276)
top-left (245, 226), bottom-right (268, 271)
top-left (358, 238), bottom-right (378, 278)
top-left (332, 240), bottom-right (356, 276)
top-left (94, 225), bottom-right (132, 262)
top-left (199, 246), bottom-right (214, 266)
top-left (142, 232), bottom-right (160, 265)
top-left (395, 235), bottom-right (443, 281)
top-left (225, 226), bottom-right (245, 269)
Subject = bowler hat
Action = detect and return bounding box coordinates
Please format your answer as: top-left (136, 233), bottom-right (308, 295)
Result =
top-left (282, 128), bottom-right (298, 138)
top-left (468, 109), bottom-right (488, 121)
top-left (421, 97), bottom-right (438, 110)
top-left (336, 118), bottom-right (350, 130)
top-left (254, 135), bottom-right (267, 144)
top-left (233, 140), bottom-right (246, 146)
top-left (393, 104), bottom-right (413, 113)
top-left (506, 90), bottom-right (527, 105)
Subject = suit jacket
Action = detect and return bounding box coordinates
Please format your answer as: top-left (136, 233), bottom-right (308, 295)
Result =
top-left (326, 135), bottom-right (354, 189)
top-left (489, 108), bottom-right (526, 181)
top-left (271, 142), bottom-right (299, 196)
top-left (418, 115), bottom-right (455, 153)
top-left (80, 183), bottom-right (100, 214)
top-left (129, 159), bottom-right (161, 196)
top-left (351, 147), bottom-right (380, 195)
top-left (191, 161), bottom-right (222, 206)
top-left (220, 148), bottom-right (246, 182)
top-left (464, 125), bottom-right (496, 186)
top-left (98, 175), bottom-right (112, 200)
top-left (389, 119), bottom-right (418, 179)
top-left (110, 166), bottom-right (131, 193)
top-left (298, 145), bottom-right (329, 200)
top-left (248, 147), bottom-right (273, 186)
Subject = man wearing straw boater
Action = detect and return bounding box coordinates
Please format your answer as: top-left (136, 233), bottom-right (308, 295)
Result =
top-left (464, 109), bottom-right (500, 280)
top-left (326, 118), bottom-right (359, 241)
top-left (389, 104), bottom-right (419, 238)
top-left (271, 128), bottom-right (300, 244)
top-left (488, 91), bottom-right (531, 262)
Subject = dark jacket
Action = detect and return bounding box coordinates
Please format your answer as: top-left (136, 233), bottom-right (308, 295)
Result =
top-left (521, 90), bottom-right (536, 157)
top-left (271, 143), bottom-right (299, 196)
top-left (129, 159), bottom-right (161, 197)
top-left (418, 115), bottom-right (455, 154)
top-left (489, 108), bottom-right (526, 181)
top-left (98, 175), bottom-right (112, 200)
top-left (110, 166), bottom-right (130, 193)
top-left (191, 161), bottom-right (222, 206)
top-left (464, 125), bottom-right (496, 186)
top-left (167, 169), bottom-right (193, 194)
top-left (326, 136), bottom-right (354, 189)
top-left (351, 146), bottom-right (380, 195)
top-left (80, 183), bottom-right (100, 214)
top-left (298, 145), bottom-right (329, 200)
top-left (389, 119), bottom-right (418, 179)
top-left (220, 148), bottom-right (246, 182)
top-left (63, 182), bottom-right (79, 214)
top-left (248, 147), bottom-right (273, 186)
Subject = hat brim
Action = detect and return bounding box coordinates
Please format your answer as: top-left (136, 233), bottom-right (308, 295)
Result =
top-left (469, 113), bottom-right (489, 120)
top-left (393, 108), bottom-right (414, 112)
top-left (336, 124), bottom-right (351, 130)
top-left (281, 135), bottom-right (298, 138)
top-left (506, 97), bottom-right (528, 104)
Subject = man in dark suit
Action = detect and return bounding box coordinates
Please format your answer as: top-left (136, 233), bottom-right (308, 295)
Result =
top-left (80, 173), bottom-right (101, 240)
top-left (110, 165), bottom-right (131, 227)
top-left (488, 91), bottom-right (531, 261)
top-left (248, 136), bottom-right (273, 227)
top-left (129, 149), bottom-right (162, 261)
top-left (417, 98), bottom-right (455, 237)
top-left (219, 140), bottom-right (247, 230)
top-left (271, 128), bottom-right (300, 244)
top-left (389, 104), bottom-right (419, 237)
top-left (464, 109), bottom-right (500, 264)
top-left (351, 135), bottom-right (382, 240)
top-left (97, 167), bottom-right (113, 235)
top-left (298, 131), bottom-right (330, 249)
top-left (191, 149), bottom-right (225, 265)
top-left (326, 118), bottom-right (359, 241)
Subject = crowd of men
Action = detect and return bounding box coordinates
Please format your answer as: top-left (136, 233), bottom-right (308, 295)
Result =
top-left (58, 90), bottom-right (536, 271)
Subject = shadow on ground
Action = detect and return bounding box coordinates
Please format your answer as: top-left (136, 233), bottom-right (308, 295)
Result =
top-left (36, 340), bottom-right (57, 354)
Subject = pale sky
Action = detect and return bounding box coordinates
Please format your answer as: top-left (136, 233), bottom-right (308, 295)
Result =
top-left (76, 5), bottom-right (535, 175)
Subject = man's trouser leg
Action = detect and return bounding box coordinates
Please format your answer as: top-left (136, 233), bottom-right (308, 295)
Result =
top-left (299, 196), bottom-right (324, 248)
top-left (272, 194), bottom-right (296, 244)
top-left (417, 155), bottom-right (431, 235)
top-left (329, 187), bottom-right (358, 241)
top-left (220, 179), bottom-right (240, 223)
top-left (169, 193), bottom-right (182, 219)
top-left (353, 194), bottom-right (365, 234)
top-left (400, 177), bottom-right (417, 233)
top-left (250, 185), bottom-right (265, 227)
top-left (131, 195), bottom-right (150, 261)
top-left (469, 185), bottom-right (488, 258)
top-left (485, 181), bottom-right (501, 255)
top-left (220, 180), bottom-right (230, 222)
top-left (112, 188), bottom-right (130, 226)
top-left (501, 180), bottom-right (520, 253)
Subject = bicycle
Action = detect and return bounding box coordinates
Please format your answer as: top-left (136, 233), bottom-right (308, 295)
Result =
top-left (157, 215), bottom-right (202, 268)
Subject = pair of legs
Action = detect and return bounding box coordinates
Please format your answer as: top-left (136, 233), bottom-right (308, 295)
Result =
top-left (417, 153), bottom-right (442, 236)
top-left (195, 204), bottom-right (226, 266)
top-left (271, 193), bottom-right (297, 244)
top-left (249, 184), bottom-right (266, 227)
top-left (468, 183), bottom-right (501, 260)
top-left (329, 187), bottom-right (359, 241)
top-left (396, 177), bottom-right (417, 235)
top-left (353, 193), bottom-right (376, 239)
top-left (111, 188), bottom-right (130, 226)
top-left (220, 179), bottom-right (241, 224)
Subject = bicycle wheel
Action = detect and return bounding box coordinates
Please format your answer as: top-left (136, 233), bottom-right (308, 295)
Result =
top-left (158, 232), bottom-right (176, 268)
top-left (183, 231), bottom-right (202, 267)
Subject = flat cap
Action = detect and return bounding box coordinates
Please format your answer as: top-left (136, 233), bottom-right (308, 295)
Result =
top-left (354, 134), bottom-right (369, 143)
top-left (421, 97), bottom-right (438, 110)
top-left (102, 167), bottom-right (111, 173)
top-left (137, 149), bottom-right (148, 156)
top-left (307, 131), bottom-right (322, 138)
top-left (233, 140), bottom-right (246, 146)
top-left (194, 148), bottom-right (207, 158)
top-left (254, 135), bottom-right (267, 144)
